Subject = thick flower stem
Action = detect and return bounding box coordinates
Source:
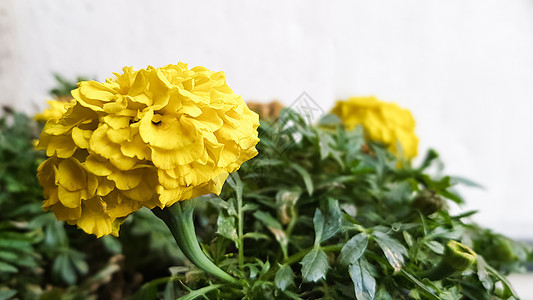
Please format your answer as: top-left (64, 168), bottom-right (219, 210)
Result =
top-left (153, 200), bottom-right (238, 284)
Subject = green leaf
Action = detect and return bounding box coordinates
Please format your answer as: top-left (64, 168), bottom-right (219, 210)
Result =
top-left (0, 289), bottom-right (17, 300)
top-left (300, 248), bottom-right (329, 282)
top-left (449, 176), bottom-right (484, 189)
top-left (399, 270), bottom-right (440, 300)
top-left (0, 250), bottom-right (18, 262)
top-left (313, 209), bottom-right (325, 245)
top-left (243, 232), bottom-right (270, 240)
top-left (318, 113), bottom-right (342, 126)
top-left (373, 231), bottom-right (408, 272)
top-left (0, 261), bottom-right (17, 273)
top-left (339, 233), bottom-right (368, 266)
top-left (440, 189), bottom-right (463, 204)
top-left (290, 163), bottom-right (313, 195)
top-left (349, 258), bottom-right (376, 300)
top-left (216, 214), bottom-right (238, 242)
top-left (485, 263), bottom-right (519, 298)
top-left (68, 249), bottom-right (89, 275)
top-left (476, 256), bottom-right (493, 291)
top-left (418, 149), bottom-right (439, 171)
top-left (253, 211), bottom-right (288, 257)
top-left (204, 196), bottom-right (230, 211)
top-left (374, 288), bottom-right (393, 300)
top-left (0, 239), bottom-right (32, 251)
top-left (130, 281), bottom-right (160, 300)
top-left (275, 264), bottom-right (295, 291)
top-left (102, 235), bottom-right (123, 254)
top-left (317, 131), bottom-right (344, 167)
top-left (321, 198), bottom-right (342, 242)
top-left (403, 231), bottom-right (414, 248)
top-left (425, 241), bottom-right (444, 255)
top-left (53, 253), bottom-right (77, 285)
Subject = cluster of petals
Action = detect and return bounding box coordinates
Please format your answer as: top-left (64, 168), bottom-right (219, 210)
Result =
top-left (36, 63), bottom-right (260, 237)
top-left (34, 98), bottom-right (70, 122)
top-left (331, 96), bottom-right (418, 159)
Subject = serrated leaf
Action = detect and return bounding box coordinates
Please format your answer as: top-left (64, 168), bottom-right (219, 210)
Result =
top-left (349, 258), bottom-right (376, 300)
top-left (339, 233), bottom-right (368, 266)
top-left (321, 198), bottom-right (342, 242)
top-left (313, 209), bottom-right (325, 245)
top-left (300, 248), bottom-right (329, 282)
top-left (275, 265), bottom-right (295, 291)
top-left (216, 214), bottom-right (238, 242)
top-left (373, 231), bottom-right (408, 272)
top-left (317, 131), bottom-right (344, 167)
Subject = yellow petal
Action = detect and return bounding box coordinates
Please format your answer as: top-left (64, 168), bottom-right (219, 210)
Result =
top-left (108, 167), bottom-right (145, 190)
top-left (84, 154), bottom-right (114, 176)
top-left (56, 159), bottom-right (87, 191)
top-left (76, 197), bottom-right (114, 238)
top-left (139, 110), bottom-right (197, 150)
top-left (89, 124), bottom-right (138, 171)
top-left (97, 177), bottom-right (115, 196)
top-left (71, 127), bottom-right (92, 149)
top-left (57, 186), bottom-right (82, 208)
top-left (103, 191), bottom-right (141, 218)
top-left (53, 203), bottom-right (82, 220)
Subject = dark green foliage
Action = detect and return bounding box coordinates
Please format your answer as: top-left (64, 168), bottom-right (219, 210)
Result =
top-left (140, 109), bottom-right (531, 299)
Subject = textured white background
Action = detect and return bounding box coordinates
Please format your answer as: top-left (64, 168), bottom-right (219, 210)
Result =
top-left (1, 0), bottom-right (533, 239)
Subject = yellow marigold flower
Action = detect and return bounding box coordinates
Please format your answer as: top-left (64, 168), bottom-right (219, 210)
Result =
top-left (331, 96), bottom-right (418, 159)
top-left (34, 98), bottom-right (71, 122)
top-left (36, 63), bottom-right (260, 237)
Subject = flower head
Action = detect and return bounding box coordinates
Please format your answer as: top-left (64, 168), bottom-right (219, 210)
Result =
top-left (331, 96), bottom-right (418, 159)
top-left (37, 63), bottom-right (260, 237)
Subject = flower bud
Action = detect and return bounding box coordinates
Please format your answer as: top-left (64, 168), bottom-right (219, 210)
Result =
top-left (422, 240), bottom-right (476, 281)
top-left (412, 190), bottom-right (443, 216)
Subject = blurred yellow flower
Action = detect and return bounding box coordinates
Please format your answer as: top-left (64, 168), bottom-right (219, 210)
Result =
top-left (36, 63), bottom-right (260, 237)
top-left (331, 96), bottom-right (418, 159)
top-left (34, 98), bottom-right (71, 122)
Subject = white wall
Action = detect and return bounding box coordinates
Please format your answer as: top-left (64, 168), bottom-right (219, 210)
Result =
top-left (1, 0), bottom-right (532, 239)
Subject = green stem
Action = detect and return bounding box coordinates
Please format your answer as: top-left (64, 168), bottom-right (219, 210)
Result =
top-left (237, 195), bottom-right (244, 271)
top-left (153, 200), bottom-right (238, 284)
